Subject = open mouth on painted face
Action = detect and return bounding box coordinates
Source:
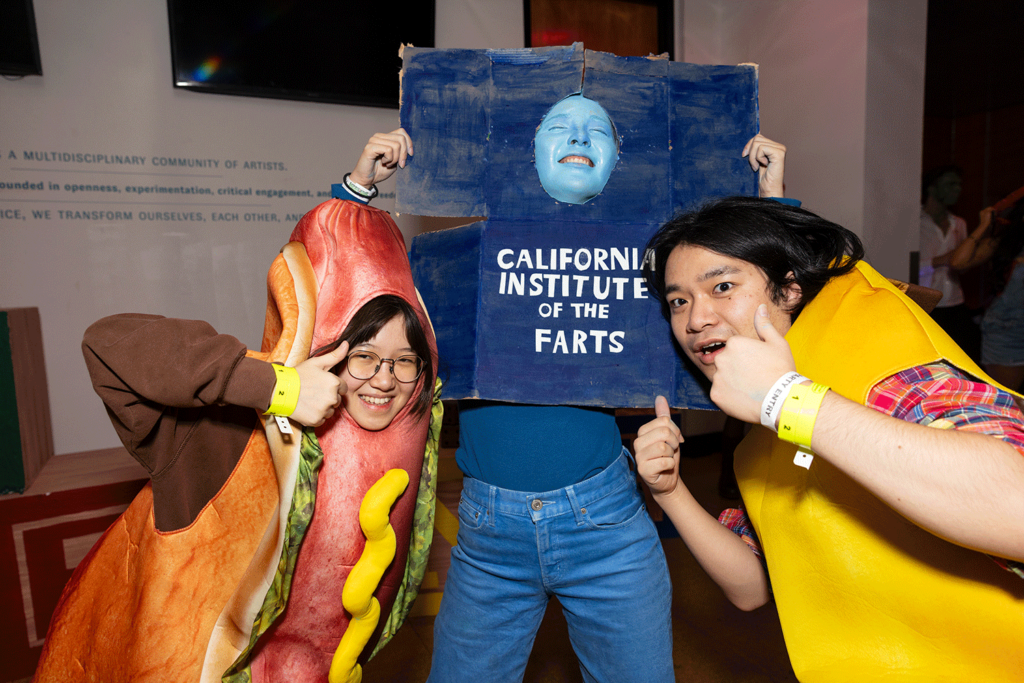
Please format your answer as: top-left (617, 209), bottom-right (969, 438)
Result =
top-left (699, 341), bottom-right (725, 356)
top-left (559, 155), bottom-right (594, 167)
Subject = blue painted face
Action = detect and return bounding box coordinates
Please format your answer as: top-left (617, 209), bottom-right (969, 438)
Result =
top-left (534, 95), bottom-right (618, 204)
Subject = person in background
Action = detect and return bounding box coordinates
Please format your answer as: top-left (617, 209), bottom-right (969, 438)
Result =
top-left (950, 193), bottom-right (1024, 392)
top-left (919, 165), bottom-right (980, 359)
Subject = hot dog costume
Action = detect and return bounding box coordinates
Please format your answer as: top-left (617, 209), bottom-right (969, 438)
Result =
top-left (33, 198), bottom-right (441, 683)
top-left (734, 261), bottom-right (1024, 681)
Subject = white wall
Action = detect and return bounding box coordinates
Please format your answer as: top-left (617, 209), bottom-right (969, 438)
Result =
top-left (0, 5), bottom-right (345, 453)
top-left (863, 2), bottom-right (928, 281)
top-left (681, 0), bottom-right (927, 280)
top-left (1, 0), bottom-right (926, 455)
top-left (0, 0), bottom-right (524, 457)
top-left (437, 0), bottom-right (523, 48)
top-left (683, 1), bottom-right (870, 228)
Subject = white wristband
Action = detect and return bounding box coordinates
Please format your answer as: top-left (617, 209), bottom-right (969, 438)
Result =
top-left (760, 371), bottom-right (808, 431)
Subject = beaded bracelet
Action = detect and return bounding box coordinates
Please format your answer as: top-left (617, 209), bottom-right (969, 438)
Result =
top-left (777, 382), bottom-right (830, 450)
top-left (265, 364), bottom-right (300, 417)
top-left (343, 173), bottom-right (379, 200)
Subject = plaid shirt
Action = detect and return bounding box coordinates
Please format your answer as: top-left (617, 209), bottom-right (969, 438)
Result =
top-left (719, 361), bottom-right (1024, 580)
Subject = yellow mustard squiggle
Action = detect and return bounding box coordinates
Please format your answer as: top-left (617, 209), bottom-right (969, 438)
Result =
top-left (328, 468), bottom-right (410, 683)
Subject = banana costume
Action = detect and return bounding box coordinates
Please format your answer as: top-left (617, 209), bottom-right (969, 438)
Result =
top-left (34, 200), bottom-right (440, 683)
top-left (735, 261), bottom-right (1024, 682)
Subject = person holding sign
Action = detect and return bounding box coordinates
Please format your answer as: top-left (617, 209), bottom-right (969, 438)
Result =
top-left (635, 196), bottom-right (1024, 680)
top-left (416, 133), bottom-right (790, 683)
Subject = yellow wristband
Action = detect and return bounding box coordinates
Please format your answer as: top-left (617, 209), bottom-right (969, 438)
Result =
top-left (777, 382), bottom-right (830, 450)
top-left (265, 364), bottom-right (300, 417)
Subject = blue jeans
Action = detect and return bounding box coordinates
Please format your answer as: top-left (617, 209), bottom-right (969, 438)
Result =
top-left (428, 450), bottom-right (674, 682)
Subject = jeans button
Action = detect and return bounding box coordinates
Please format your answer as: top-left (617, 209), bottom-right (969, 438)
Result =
top-left (531, 499), bottom-right (543, 511)
top-left (580, 507), bottom-right (587, 515)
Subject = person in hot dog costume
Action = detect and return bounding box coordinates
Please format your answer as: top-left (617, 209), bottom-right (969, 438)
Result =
top-left (34, 131), bottom-right (440, 683)
top-left (634, 196), bottom-right (1024, 680)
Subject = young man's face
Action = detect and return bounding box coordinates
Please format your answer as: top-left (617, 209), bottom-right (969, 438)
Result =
top-left (664, 245), bottom-right (799, 380)
top-left (534, 95), bottom-right (618, 204)
top-left (929, 171), bottom-right (962, 207)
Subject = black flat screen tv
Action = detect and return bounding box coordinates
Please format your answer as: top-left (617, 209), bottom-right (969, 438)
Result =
top-left (167, 1), bottom-right (435, 108)
top-left (0, 0), bottom-right (43, 76)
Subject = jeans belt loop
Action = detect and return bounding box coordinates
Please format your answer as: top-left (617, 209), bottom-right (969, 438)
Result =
top-left (565, 486), bottom-right (586, 526)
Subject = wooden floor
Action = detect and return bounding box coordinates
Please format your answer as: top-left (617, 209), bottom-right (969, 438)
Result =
top-left (11, 441), bottom-right (798, 682)
top-left (363, 449), bottom-right (798, 683)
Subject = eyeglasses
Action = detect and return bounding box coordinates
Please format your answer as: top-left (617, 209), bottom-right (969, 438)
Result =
top-left (346, 350), bottom-right (424, 383)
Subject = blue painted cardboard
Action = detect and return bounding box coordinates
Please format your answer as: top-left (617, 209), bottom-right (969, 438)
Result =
top-left (398, 45), bottom-right (758, 221)
top-left (400, 45), bottom-right (758, 408)
top-left (410, 219), bottom-right (717, 409)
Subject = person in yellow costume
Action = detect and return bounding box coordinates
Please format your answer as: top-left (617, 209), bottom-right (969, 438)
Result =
top-left (635, 192), bottom-right (1024, 681)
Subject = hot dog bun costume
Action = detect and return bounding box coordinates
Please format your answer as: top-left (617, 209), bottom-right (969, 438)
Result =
top-left (33, 199), bottom-right (441, 683)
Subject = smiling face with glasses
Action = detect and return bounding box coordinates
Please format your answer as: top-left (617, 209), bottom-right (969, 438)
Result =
top-left (346, 349), bottom-right (425, 383)
top-left (340, 314), bottom-right (423, 431)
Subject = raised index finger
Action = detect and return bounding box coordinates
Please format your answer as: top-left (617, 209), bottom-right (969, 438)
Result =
top-left (313, 341), bottom-right (349, 369)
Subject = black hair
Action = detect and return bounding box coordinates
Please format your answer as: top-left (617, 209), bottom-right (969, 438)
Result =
top-left (311, 294), bottom-right (435, 420)
top-left (921, 164), bottom-right (962, 204)
top-left (643, 196), bottom-right (864, 320)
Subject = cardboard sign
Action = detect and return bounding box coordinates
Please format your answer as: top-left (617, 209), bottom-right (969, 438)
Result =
top-left (401, 44), bottom-right (758, 408)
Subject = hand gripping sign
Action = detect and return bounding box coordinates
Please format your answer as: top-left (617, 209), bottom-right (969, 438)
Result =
top-left (401, 43), bottom-right (758, 409)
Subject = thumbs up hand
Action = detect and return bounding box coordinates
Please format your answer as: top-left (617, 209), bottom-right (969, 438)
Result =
top-left (709, 304), bottom-right (797, 424)
top-left (633, 396), bottom-right (683, 496)
top-left (289, 342), bottom-right (350, 427)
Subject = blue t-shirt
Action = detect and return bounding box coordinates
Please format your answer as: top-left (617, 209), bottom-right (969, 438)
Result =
top-left (456, 401), bottom-right (622, 491)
